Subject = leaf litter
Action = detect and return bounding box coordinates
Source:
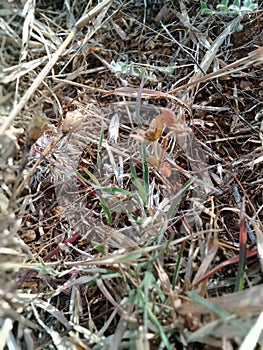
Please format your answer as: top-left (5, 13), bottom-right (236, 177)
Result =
top-left (0, 0), bottom-right (263, 349)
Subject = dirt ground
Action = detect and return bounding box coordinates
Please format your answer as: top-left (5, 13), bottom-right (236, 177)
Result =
top-left (0, 1), bottom-right (263, 349)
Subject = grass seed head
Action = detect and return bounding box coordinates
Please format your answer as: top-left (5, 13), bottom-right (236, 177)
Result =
top-left (62, 110), bottom-right (84, 135)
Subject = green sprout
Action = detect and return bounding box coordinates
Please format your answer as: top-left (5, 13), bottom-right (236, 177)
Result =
top-left (109, 61), bottom-right (177, 82)
top-left (201, 0), bottom-right (258, 31)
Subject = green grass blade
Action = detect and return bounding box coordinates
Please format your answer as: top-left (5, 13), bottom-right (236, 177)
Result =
top-left (130, 158), bottom-right (147, 206)
top-left (235, 197), bottom-right (247, 292)
top-left (186, 291), bottom-right (250, 335)
top-left (99, 195), bottom-right (112, 225)
top-left (98, 127), bottom-right (104, 148)
top-left (138, 271), bottom-right (173, 350)
top-left (172, 241), bottom-right (185, 289)
top-left (141, 144), bottom-right (149, 206)
top-left (101, 187), bottom-right (133, 197)
top-left (235, 245), bottom-right (246, 292)
top-left (84, 168), bottom-right (100, 186)
top-left (76, 168), bottom-right (112, 224)
top-left (167, 179), bottom-right (193, 220)
top-left (147, 308), bottom-right (173, 350)
top-left (75, 169), bottom-right (92, 186)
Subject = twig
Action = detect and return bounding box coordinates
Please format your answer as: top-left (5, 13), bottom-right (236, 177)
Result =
top-left (168, 47), bottom-right (263, 95)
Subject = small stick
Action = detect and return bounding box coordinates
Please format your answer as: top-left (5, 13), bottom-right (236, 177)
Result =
top-left (169, 47), bottom-right (263, 95)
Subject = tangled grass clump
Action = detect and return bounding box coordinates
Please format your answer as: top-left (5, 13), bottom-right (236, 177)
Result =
top-left (0, 0), bottom-right (263, 349)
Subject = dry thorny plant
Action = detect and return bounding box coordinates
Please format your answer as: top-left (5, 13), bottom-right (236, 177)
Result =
top-left (0, 0), bottom-right (263, 349)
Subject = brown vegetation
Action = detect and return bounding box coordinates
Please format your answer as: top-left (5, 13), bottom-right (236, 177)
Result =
top-left (0, 0), bottom-right (262, 349)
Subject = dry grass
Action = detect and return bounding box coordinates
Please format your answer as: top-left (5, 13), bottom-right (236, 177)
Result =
top-left (0, 0), bottom-right (263, 349)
